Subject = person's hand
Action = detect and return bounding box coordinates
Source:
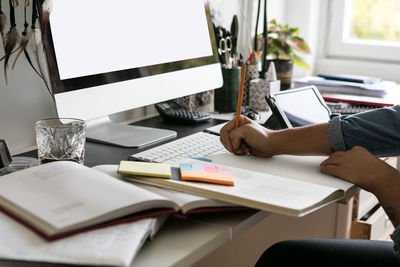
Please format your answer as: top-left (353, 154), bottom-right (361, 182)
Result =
top-left (220, 115), bottom-right (277, 157)
top-left (320, 146), bottom-right (399, 193)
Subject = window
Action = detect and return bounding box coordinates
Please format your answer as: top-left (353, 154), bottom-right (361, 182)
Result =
top-left (327, 0), bottom-right (400, 62)
top-left (351, 0), bottom-right (400, 43)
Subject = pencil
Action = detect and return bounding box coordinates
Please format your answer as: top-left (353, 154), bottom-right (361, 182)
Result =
top-left (235, 65), bottom-right (247, 128)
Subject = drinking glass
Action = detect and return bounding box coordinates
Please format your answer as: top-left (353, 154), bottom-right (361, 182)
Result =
top-left (35, 118), bottom-right (86, 164)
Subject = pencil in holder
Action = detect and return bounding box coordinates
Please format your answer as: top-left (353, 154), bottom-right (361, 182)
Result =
top-left (214, 67), bottom-right (241, 113)
top-left (248, 78), bottom-right (270, 111)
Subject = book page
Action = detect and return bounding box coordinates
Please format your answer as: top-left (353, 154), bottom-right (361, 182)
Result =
top-left (129, 164), bottom-right (342, 217)
top-left (205, 153), bottom-right (354, 191)
top-left (133, 184), bottom-right (237, 213)
top-left (0, 161), bottom-right (176, 235)
top-left (0, 212), bottom-right (153, 267)
top-left (94, 165), bottom-right (236, 214)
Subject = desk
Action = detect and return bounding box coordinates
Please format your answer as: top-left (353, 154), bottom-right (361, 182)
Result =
top-left (7, 116), bottom-right (354, 267)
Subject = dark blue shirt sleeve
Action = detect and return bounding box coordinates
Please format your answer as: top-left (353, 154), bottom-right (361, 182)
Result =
top-left (328, 105), bottom-right (400, 157)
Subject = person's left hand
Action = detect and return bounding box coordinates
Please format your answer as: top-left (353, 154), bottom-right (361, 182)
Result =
top-left (320, 146), bottom-right (399, 193)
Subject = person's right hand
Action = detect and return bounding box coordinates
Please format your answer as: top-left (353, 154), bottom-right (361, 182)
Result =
top-left (220, 115), bottom-right (277, 157)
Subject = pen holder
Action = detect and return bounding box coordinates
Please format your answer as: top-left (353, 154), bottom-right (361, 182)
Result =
top-left (244, 64), bottom-right (260, 106)
top-left (248, 78), bottom-right (270, 111)
top-left (214, 67), bottom-right (241, 113)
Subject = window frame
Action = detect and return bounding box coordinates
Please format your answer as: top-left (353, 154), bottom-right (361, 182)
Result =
top-left (327, 0), bottom-right (400, 62)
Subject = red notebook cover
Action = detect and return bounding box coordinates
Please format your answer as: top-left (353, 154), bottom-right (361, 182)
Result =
top-left (0, 205), bottom-right (175, 241)
top-left (322, 93), bottom-right (394, 107)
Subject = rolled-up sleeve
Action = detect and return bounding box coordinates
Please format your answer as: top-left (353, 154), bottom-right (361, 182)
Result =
top-left (328, 105), bottom-right (400, 157)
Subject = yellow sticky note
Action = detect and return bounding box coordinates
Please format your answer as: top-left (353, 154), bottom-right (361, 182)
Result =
top-left (118, 161), bottom-right (171, 178)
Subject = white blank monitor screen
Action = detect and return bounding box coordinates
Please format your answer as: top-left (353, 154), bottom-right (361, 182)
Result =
top-left (43, 0), bottom-right (221, 120)
top-left (51, 0), bottom-right (212, 80)
top-left (42, 0), bottom-right (222, 147)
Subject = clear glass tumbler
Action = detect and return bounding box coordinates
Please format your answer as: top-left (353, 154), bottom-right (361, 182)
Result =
top-left (35, 118), bottom-right (86, 164)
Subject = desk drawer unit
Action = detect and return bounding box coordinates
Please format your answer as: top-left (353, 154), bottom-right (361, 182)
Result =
top-left (351, 206), bottom-right (394, 240)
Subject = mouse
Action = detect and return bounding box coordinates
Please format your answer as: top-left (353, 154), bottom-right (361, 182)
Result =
top-left (245, 111), bottom-right (260, 120)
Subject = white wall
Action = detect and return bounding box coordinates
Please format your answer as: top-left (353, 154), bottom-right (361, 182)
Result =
top-left (0, 5), bottom-right (57, 155)
top-left (285, 0), bottom-right (323, 78)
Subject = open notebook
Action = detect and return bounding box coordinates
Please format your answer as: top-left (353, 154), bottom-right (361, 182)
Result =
top-left (122, 154), bottom-right (359, 217)
top-left (0, 161), bottom-right (240, 240)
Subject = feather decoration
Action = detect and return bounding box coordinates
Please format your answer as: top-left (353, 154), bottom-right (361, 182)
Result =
top-left (24, 0), bottom-right (29, 7)
top-left (21, 0), bottom-right (51, 96)
top-left (10, 0), bottom-right (17, 7)
top-left (11, 31), bottom-right (30, 69)
top-left (41, 0), bottom-right (51, 39)
top-left (11, 30), bottom-right (46, 84)
top-left (0, 0), bottom-right (7, 50)
top-left (4, 27), bottom-right (20, 83)
top-left (29, 27), bottom-right (52, 96)
top-left (11, 3), bottom-right (37, 74)
top-left (3, 0), bottom-right (20, 84)
top-left (29, 27), bottom-right (42, 73)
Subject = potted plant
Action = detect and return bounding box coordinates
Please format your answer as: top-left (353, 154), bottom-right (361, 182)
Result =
top-left (259, 19), bottom-right (311, 89)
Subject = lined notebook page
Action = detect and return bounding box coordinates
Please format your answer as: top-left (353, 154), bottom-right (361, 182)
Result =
top-left (0, 212), bottom-right (154, 267)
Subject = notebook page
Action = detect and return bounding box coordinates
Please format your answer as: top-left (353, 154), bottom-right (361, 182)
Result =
top-left (206, 153), bottom-right (354, 191)
top-left (0, 212), bottom-right (153, 267)
top-left (0, 161), bottom-right (175, 233)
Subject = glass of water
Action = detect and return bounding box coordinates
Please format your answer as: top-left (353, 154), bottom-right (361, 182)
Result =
top-left (35, 118), bottom-right (86, 164)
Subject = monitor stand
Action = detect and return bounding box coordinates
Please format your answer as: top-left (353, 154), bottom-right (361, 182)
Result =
top-left (86, 117), bottom-right (177, 147)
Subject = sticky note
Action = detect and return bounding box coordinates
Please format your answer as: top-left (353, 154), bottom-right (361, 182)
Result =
top-left (191, 164), bottom-right (205, 172)
top-left (204, 165), bottom-right (218, 173)
top-left (118, 161), bottom-right (171, 178)
top-left (179, 164), bottom-right (192, 171)
top-left (179, 163), bottom-right (234, 186)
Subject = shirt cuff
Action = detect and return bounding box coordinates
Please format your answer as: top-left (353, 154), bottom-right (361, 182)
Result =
top-left (328, 116), bottom-right (346, 152)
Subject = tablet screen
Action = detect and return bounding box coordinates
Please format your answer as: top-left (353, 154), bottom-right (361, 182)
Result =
top-left (273, 87), bottom-right (331, 126)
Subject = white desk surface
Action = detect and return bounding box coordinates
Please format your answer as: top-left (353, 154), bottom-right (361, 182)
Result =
top-left (131, 210), bottom-right (270, 267)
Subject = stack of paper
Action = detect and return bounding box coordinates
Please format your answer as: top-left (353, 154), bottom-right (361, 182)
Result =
top-left (293, 76), bottom-right (397, 98)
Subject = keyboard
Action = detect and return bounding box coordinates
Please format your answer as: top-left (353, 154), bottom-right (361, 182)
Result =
top-left (326, 102), bottom-right (380, 115)
top-left (130, 132), bottom-right (227, 164)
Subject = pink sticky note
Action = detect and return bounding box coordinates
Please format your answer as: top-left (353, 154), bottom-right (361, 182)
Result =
top-left (204, 165), bottom-right (218, 173)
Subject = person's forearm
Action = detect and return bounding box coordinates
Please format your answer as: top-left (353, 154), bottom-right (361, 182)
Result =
top-left (371, 172), bottom-right (400, 228)
top-left (270, 123), bottom-right (333, 156)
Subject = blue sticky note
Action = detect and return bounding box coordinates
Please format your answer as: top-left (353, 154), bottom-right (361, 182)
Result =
top-left (191, 164), bottom-right (205, 172)
top-left (180, 163), bottom-right (192, 171)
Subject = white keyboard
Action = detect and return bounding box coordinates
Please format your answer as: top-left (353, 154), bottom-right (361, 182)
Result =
top-left (130, 132), bottom-right (227, 164)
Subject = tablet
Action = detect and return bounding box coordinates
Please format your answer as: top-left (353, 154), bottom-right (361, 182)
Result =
top-left (264, 86), bottom-right (332, 129)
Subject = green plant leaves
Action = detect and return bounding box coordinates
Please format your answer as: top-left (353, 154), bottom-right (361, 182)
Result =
top-left (264, 19), bottom-right (311, 71)
top-left (290, 54), bottom-right (311, 71)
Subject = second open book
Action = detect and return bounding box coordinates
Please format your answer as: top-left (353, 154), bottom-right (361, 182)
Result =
top-left (120, 153), bottom-right (358, 217)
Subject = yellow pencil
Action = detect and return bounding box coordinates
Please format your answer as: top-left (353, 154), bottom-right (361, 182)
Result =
top-left (235, 65), bottom-right (247, 128)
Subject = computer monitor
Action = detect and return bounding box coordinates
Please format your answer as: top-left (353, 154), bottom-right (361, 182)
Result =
top-left (41, 0), bottom-right (222, 147)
